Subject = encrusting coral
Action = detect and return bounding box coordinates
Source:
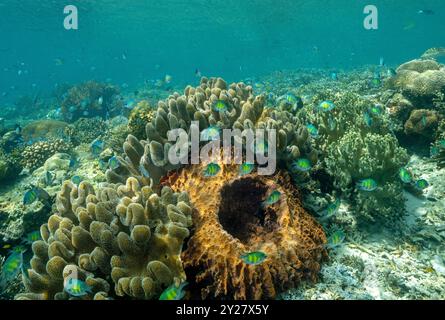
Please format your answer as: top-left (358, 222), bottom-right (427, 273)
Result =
top-left (168, 161), bottom-right (327, 300)
top-left (67, 117), bottom-right (108, 145)
top-left (21, 120), bottom-right (69, 142)
top-left (15, 177), bottom-right (192, 300)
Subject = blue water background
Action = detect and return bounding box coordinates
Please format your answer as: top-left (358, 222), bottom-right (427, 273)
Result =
top-left (0, 0), bottom-right (444, 101)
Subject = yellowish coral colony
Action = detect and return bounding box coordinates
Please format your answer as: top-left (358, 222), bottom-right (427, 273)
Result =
top-left (16, 178), bottom-right (191, 300)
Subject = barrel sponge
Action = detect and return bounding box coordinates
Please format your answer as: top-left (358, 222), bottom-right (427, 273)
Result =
top-left (168, 162), bottom-right (327, 300)
top-left (15, 178), bottom-right (192, 300)
top-left (106, 77), bottom-right (315, 187)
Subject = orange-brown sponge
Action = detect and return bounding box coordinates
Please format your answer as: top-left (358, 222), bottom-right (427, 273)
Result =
top-left (169, 162), bottom-right (327, 300)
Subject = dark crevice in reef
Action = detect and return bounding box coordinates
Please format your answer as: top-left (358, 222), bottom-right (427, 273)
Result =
top-left (310, 168), bottom-right (335, 194)
top-left (217, 177), bottom-right (278, 243)
top-left (395, 132), bottom-right (432, 157)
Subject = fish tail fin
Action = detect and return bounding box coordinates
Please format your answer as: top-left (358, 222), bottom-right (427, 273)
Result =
top-left (179, 281), bottom-right (189, 290)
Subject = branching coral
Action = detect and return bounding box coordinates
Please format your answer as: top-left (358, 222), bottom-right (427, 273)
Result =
top-left (22, 139), bottom-right (72, 171)
top-left (60, 81), bottom-right (123, 122)
top-left (15, 177), bottom-right (192, 300)
top-left (353, 181), bottom-right (406, 223)
top-left (324, 131), bottom-right (408, 190)
top-left (301, 90), bottom-right (409, 222)
top-left (303, 91), bottom-right (391, 150)
top-left (168, 162), bottom-right (327, 300)
top-left (67, 117), bottom-right (108, 145)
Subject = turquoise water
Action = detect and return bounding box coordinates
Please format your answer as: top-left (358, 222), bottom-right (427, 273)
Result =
top-left (0, 0), bottom-right (444, 99)
top-left (1, 0), bottom-right (445, 301)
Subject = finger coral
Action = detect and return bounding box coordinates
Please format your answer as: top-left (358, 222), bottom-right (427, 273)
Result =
top-left (15, 177), bottom-right (192, 300)
top-left (168, 161), bottom-right (327, 300)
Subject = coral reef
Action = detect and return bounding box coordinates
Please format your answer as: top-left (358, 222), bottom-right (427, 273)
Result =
top-left (0, 188), bottom-right (51, 243)
top-left (60, 81), bottom-right (123, 122)
top-left (389, 59), bottom-right (445, 105)
top-left (169, 162), bottom-right (327, 300)
top-left (22, 139), bottom-right (71, 172)
top-left (106, 77), bottom-right (315, 187)
top-left (67, 117), bottom-right (107, 145)
top-left (302, 90), bottom-right (409, 222)
top-left (385, 92), bottom-right (415, 133)
top-left (0, 130), bottom-right (23, 152)
top-left (404, 109), bottom-right (440, 139)
top-left (106, 117), bottom-right (131, 154)
top-left (33, 153), bottom-right (72, 187)
top-left (431, 120), bottom-right (445, 168)
top-left (21, 120), bottom-right (69, 143)
top-left (324, 131), bottom-right (408, 190)
top-left (0, 150), bottom-right (21, 183)
top-left (15, 177), bottom-right (192, 300)
top-left (383, 59), bottom-right (445, 144)
top-left (127, 100), bottom-right (156, 140)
